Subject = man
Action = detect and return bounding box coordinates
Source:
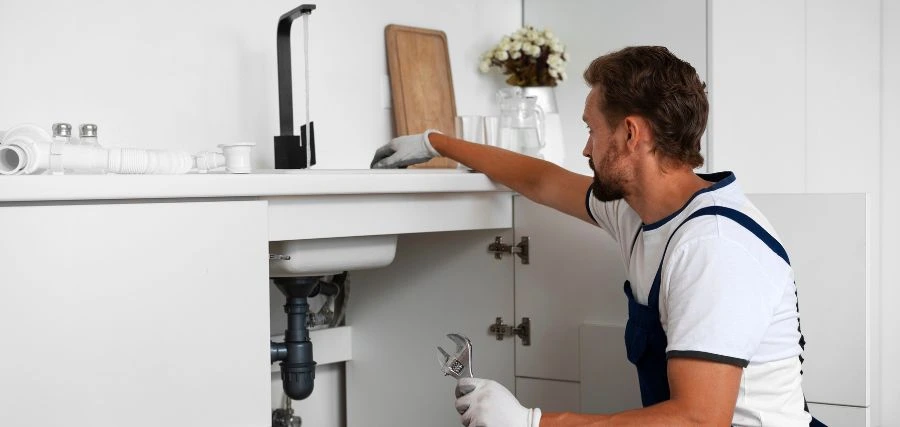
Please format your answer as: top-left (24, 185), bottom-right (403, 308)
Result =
top-left (372, 46), bottom-right (821, 426)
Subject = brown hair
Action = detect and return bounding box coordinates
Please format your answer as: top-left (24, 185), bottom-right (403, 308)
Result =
top-left (583, 46), bottom-right (707, 169)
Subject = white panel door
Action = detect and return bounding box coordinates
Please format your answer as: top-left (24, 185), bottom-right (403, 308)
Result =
top-left (523, 0), bottom-right (707, 174)
top-left (805, 0), bottom-right (880, 194)
top-left (580, 323), bottom-right (642, 413)
top-left (513, 196), bottom-right (625, 382)
top-left (516, 377), bottom-right (580, 414)
top-left (708, 0), bottom-right (807, 193)
top-left (749, 194), bottom-right (868, 407)
top-left (807, 403), bottom-right (870, 427)
top-left (346, 229), bottom-right (516, 427)
top-left (0, 200), bottom-right (270, 427)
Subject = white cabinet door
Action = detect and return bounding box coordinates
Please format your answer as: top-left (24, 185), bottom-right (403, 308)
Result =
top-left (347, 229), bottom-right (516, 427)
top-left (513, 196), bottom-right (626, 382)
top-left (807, 402), bottom-right (870, 427)
top-left (516, 377), bottom-right (580, 413)
top-left (0, 200), bottom-right (270, 427)
top-left (580, 323), bottom-right (642, 413)
top-left (708, 0), bottom-right (807, 193)
top-left (749, 194), bottom-right (869, 408)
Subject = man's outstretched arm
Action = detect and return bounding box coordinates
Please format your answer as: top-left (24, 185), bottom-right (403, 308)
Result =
top-left (456, 358), bottom-right (741, 427)
top-left (427, 133), bottom-right (595, 223)
top-left (541, 358), bottom-right (741, 426)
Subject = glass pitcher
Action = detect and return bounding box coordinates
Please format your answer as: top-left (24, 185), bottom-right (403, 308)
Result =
top-left (496, 87), bottom-right (545, 158)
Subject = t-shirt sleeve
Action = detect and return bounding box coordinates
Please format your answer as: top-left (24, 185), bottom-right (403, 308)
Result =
top-left (661, 236), bottom-right (784, 367)
top-left (586, 187), bottom-right (623, 237)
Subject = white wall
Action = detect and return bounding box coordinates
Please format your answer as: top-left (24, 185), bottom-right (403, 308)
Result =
top-left (0, 1), bottom-right (520, 425)
top-left (710, 0), bottom-right (890, 424)
top-left (523, 0), bottom-right (708, 175)
top-left (0, 0), bottom-right (520, 169)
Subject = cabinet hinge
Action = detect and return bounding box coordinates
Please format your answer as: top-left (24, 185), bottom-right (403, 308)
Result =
top-left (488, 317), bottom-right (531, 346)
top-left (487, 236), bottom-right (529, 264)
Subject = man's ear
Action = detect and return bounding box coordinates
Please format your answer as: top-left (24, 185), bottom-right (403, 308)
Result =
top-left (622, 116), bottom-right (645, 152)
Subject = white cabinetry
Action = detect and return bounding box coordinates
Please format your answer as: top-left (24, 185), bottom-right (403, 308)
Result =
top-left (710, 0), bottom-right (881, 422)
top-left (513, 197), bottom-right (625, 383)
top-left (347, 230), bottom-right (516, 426)
top-left (0, 178), bottom-right (869, 426)
top-left (808, 402), bottom-right (870, 427)
top-left (707, 0), bottom-right (807, 193)
top-left (751, 194), bottom-right (870, 425)
top-left (0, 171), bottom-right (512, 426)
top-left (0, 200), bottom-right (270, 427)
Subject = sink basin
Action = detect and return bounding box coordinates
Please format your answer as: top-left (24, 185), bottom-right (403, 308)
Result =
top-left (268, 234), bottom-right (398, 277)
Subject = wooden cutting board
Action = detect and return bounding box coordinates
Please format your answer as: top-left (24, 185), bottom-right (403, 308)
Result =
top-left (385, 24), bottom-right (457, 168)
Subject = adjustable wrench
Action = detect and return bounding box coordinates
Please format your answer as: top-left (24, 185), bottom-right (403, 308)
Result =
top-left (437, 333), bottom-right (474, 378)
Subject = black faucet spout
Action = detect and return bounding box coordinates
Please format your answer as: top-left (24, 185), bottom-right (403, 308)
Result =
top-left (275, 4), bottom-right (317, 169)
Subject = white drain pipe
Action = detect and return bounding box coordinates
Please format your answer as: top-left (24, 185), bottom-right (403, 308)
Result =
top-left (0, 124), bottom-right (253, 175)
top-left (0, 144), bottom-right (27, 175)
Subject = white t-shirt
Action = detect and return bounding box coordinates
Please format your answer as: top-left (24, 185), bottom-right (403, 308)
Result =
top-left (586, 171), bottom-right (812, 426)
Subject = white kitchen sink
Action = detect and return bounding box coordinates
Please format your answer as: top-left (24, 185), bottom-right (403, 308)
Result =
top-left (269, 234), bottom-right (398, 277)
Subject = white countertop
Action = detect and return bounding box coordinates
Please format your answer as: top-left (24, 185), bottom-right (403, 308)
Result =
top-left (0, 169), bottom-right (511, 202)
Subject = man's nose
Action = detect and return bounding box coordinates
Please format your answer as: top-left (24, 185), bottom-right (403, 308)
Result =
top-left (582, 139), bottom-right (591, 157)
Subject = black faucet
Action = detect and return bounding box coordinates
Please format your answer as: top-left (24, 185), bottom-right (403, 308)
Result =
top-left (274, 4), bottom-right (316, 169)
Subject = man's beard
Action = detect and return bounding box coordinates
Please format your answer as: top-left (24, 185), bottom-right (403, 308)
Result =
top-left (591, 174), bottom-right (626, 202)
top-left (589, 144), bottom-right (627, 202)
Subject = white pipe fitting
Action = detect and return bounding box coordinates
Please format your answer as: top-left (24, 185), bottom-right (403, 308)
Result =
top-left (218, 142), bottom-right (255, 174)
top-left (194, 151), bottom-right (227, 172)
top-left (1, 124), bottom-right (254, 175)
top-left (0, 124), bottom-right (50, 175)
top-left (0, 144), bottom-right (27, 175)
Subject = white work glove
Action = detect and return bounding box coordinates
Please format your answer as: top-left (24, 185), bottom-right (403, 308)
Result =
top-left (455, 378), bottom-right (542, 427)
top-left (370, 129), bottom-right (441, 169)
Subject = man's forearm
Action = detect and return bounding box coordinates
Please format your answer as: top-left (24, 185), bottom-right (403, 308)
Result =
top-left (541, 400), bottom-right (713, 427)
top-left (428, 132), bottom-right (596, 222)
top-left (428, 132), bottom-right (559, 200)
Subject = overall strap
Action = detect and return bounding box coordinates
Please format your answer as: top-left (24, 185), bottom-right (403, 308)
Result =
top-left (647, 206), bottom-right (791, 313)
top-left (623, 226), bottom-right (645, 302)
top-left (702, 206), bottom-right (790, 265)
top-left (628, 226), bottom-right (643, 258)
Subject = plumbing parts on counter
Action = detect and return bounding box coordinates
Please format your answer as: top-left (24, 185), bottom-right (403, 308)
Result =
top-left (0, 123), bottom-right (255, 175)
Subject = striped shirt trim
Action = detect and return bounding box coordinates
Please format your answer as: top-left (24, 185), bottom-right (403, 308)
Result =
top-left (667, 350), bottom-right (749, 368)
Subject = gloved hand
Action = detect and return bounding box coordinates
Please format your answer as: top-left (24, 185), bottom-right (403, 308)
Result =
top-left (455, 377), bottom-right (542, 427)
top-left (370, 129), bottom-right (441, 169)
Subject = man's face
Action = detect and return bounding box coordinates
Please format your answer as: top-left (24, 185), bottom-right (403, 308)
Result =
top-left (582, 87), bottom-right (631, 202)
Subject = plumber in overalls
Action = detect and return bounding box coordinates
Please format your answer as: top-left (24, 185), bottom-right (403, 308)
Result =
top-left (372, 46), bottom-right (825, 427)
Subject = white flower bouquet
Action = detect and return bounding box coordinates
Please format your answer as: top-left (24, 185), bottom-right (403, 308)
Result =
top-left (479, 26), bottom-right (568, 87)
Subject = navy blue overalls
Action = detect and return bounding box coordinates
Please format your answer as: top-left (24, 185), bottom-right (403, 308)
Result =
top-left (623, 205), bottom-right (825, 426)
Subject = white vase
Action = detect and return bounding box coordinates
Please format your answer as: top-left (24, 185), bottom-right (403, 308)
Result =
top-left (521, 86), bottom-right (564, 165)
top-left (522, 86), bottom-right (559, 114)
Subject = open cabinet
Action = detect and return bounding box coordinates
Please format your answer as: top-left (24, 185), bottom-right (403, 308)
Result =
top-left (347, 193), bottom-right (869, 426)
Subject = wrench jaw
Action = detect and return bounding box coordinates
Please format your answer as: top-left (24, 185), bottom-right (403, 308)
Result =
top-left (437, 333), bottom-right (474, 378)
